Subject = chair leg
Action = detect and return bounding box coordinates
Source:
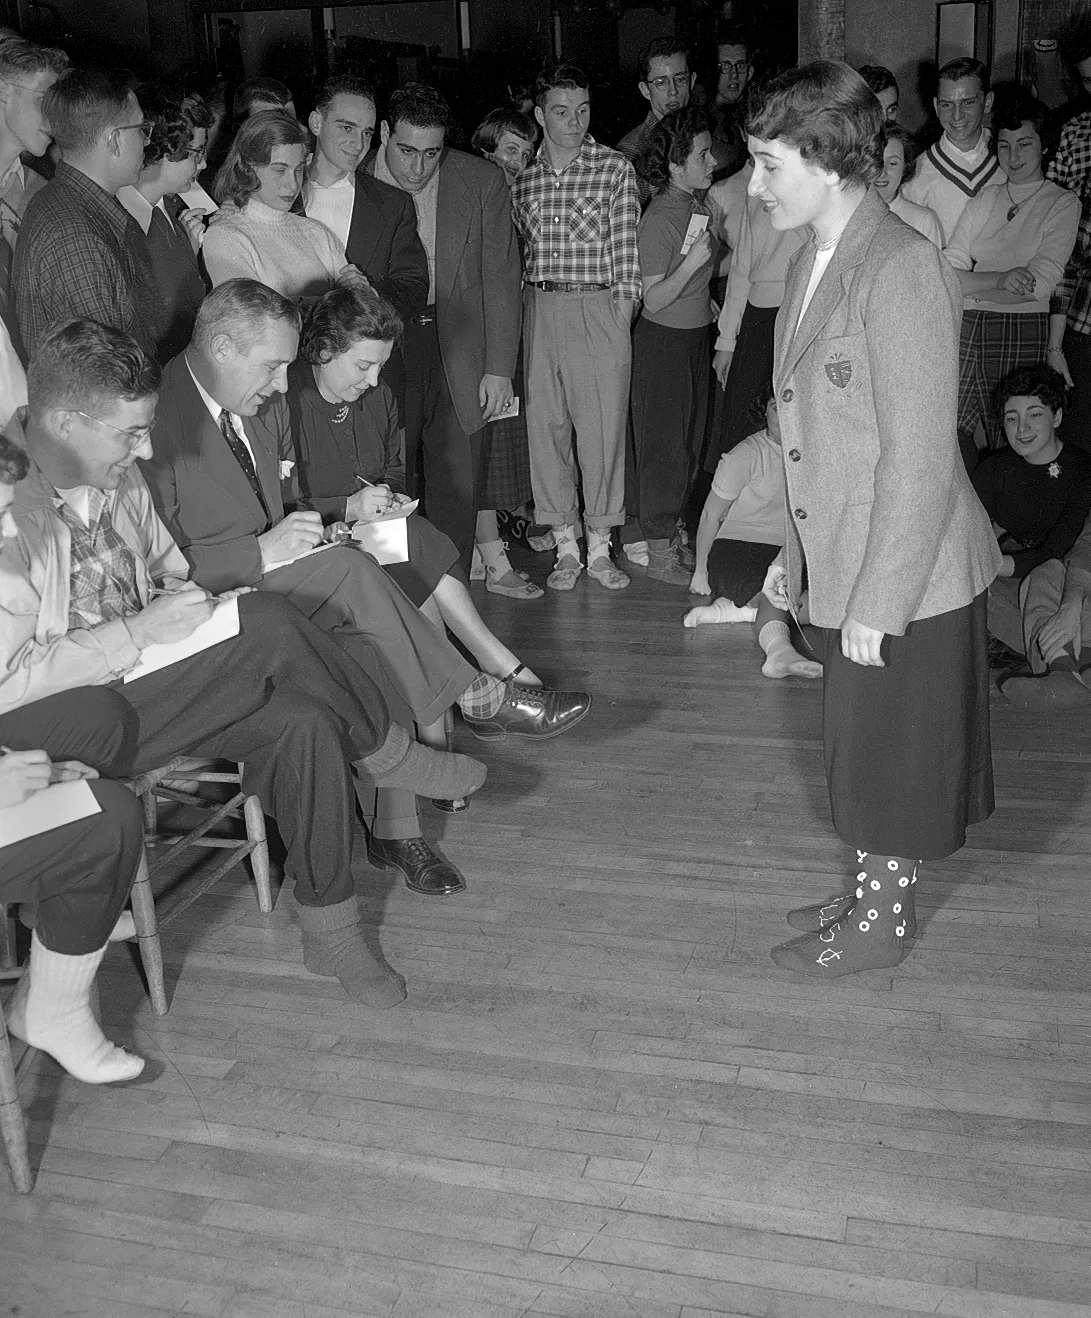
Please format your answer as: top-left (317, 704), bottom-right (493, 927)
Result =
top-left (129, 852), bottom-right (168, 1017)
top-left (0, 905), bottom-right (17, 973)
top-left (0, 1003), bottom-right (33, 1192)
top-left (243, 796), bottom-right (273, 914)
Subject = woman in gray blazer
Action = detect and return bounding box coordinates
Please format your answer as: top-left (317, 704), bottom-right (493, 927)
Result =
top-left (744, 62), bottom-right (1002, 979)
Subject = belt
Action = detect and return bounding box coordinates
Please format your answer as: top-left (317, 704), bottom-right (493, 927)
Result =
top-left (528, 280), bottom-right (609, 293)
top-left (410, 305), bottom-right (436, 326)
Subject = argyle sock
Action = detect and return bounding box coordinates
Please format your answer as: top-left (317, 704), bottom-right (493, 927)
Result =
top-left (456, 672), bottom-right (506, 719)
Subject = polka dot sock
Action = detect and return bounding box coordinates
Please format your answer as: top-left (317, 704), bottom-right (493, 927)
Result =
top-left (771, 851), bottom-right (918, 978)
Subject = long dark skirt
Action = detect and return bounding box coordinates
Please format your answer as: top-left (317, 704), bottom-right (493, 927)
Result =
top-left (707, 537), bottom-right (780, 606)
top-left (381, 511), bottom-right (462, 608)
top-left (821, 591), bottom-right (993, 861)
top-left (705, 301), bottom-right (778, 472)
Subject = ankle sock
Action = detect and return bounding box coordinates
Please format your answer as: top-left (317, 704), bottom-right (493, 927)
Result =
top-left (476, 538), bottom-right (511, 576)
top-left (6, 933), bottom-right (145, 1084)
top-left (457, 671), bottom-right (506, 719)
top-left (587, 529), bottom-right (612, 564)
top-left (554, 525), bottom-right (582, 564)
top-left (297, 897), bottom-right (406, 1007)
top-left (758, 620), bottom-right (822, 678)
top-left (357, 724), bottom-right (487, 800)
top-left (683, 599), bottom-right (758, 628)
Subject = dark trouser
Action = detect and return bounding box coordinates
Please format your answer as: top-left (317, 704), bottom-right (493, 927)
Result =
top-left (706, 302), bottom-right (778, 472)
top-left (120, 592), bottom-right (392, 906)
top-left (0, 688), bottom-right (144, 953)
top-left (262, 545), bottom-right (478, 840)
top-left (1060, 325), bottom-right (1091, 455)
top-left (630, 319), bottom-right (711, 541)
top-left (403, 316), bottom-right (483, 573)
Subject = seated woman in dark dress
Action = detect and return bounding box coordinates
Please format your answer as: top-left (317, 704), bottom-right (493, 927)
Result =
top-left (285, 286), bottom-right (541, 685)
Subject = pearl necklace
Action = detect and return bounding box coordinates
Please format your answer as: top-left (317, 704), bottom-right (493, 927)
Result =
top-left (1005, 180), bottom-right (1047, 222)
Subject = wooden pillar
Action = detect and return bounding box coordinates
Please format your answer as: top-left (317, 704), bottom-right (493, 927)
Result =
top-left (798, 0), bottom-right (845, 63)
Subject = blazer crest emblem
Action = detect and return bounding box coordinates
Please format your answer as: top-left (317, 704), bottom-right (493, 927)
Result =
top-left (824, 354), bottom-right (852, 389)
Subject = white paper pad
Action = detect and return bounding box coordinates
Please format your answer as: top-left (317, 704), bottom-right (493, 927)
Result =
top-left (124, 597), bottom-right (240, 683)
top-left (177, 182), bottom-right (218, 213)
top-left (492, 396), bottom-right (520, 420)
top-left (262, 540), bottom-right (340, 575)
top-left (351, 508), bottom-right (413, 565)
top-left (680, 212), bottom-right (709, 255)
top-left (0, 778), bottom-right (101, 848)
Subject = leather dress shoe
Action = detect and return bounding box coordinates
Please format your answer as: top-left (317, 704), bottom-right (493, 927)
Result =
top-left (368, 836), bottom-right (466, 895)
top-left (1001, 670), bottom-right (1091, 709)
top-left (461, 682), bottom-right (592, 742)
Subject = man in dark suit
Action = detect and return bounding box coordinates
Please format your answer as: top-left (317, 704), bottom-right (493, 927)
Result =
top-left (366, 83), bottom-right (522, 569)
top-left (141, 279), bottom-right (591, 895)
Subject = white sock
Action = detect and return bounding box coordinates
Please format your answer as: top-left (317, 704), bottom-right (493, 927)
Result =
top-left (476, 538), bottom-right (510, 575)
top-left (6, 933), bottom-right (144, 1084)
top-left (554, 525), bottom-right (581, 564)
top-left (758, 620), bottom-right (823, 678)
top-left (587, 529), bottom-right (612, 564)
top-left (683, 599), bottom-right (758, 628)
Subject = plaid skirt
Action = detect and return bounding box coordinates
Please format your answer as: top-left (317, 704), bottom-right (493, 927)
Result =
top-left (957, 310), bottom-right (1048, 449)
top-left (479, 348), bottom-right (533, 512)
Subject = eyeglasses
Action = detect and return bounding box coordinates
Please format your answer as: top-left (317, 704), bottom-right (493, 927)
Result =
top-left (114, 120), bottom-right (154, 144)
top-left (646, 74), bottom-right (692, 92)
top-left (180, 143), bottom-right (207, 162)
top-left (71, 410), bottom-right (154, 448)
top-left (718, 60), bottom-right (749, 74)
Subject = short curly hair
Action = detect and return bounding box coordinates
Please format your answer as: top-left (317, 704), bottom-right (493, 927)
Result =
top-left (213, 109), bottom-right (312, 208)
top-left (0, 433), bottom-right (29, 488)
top-left (471, 107), bottom-right (537, 156)
top-left (300, 286), bottom-right (403, 365)
top-left (746, 59), bottom-right (883, 189)
top-left (634, 106), bottom-right (710, 196)
top-left (139, 84), bottom-right (213, 166)
top-left (996, 363), bottom-right (1068, 418)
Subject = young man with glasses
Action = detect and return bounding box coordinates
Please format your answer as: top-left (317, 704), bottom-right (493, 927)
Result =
top-left (617, 38), bottom-right (694, 167)
top-left (710, 28), bottom-right (753, 181)
top-left (117, 85), bottom-right (212, 363)
top-left (13, 66), bottom-right (162, 360)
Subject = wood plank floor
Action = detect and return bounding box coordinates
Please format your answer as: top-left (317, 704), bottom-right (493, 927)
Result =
top-left (4, 563), bottom-right (1091, 1318)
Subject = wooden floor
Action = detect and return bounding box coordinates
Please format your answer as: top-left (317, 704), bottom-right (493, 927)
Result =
top-left (4, 564), bottom-right (1091, 1318)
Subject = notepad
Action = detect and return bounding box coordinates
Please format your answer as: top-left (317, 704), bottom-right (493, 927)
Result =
top-left (680, 212), bottom-right (709, 256)
top-left (351, 500), bottom-right (417, 565)
top-left (262, 540), bottom-right (341, 575)
top-left (492, 396), bottom-right (520, 420)
top-left (177, 182), bottom-right (218, 213)
top-left (0, 778), bottom-right (101, 848)
top-left (123, 597), bottom-right (240, 683)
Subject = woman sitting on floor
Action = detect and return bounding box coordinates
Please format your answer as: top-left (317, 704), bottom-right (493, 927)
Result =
top-left (684, 389), bottom-right (822, 680)
top-left (284, 284), bottom-right (543, 688)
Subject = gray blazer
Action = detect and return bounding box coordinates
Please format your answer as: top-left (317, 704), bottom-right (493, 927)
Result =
top-left (774, 187), bottom-right (1000, 635)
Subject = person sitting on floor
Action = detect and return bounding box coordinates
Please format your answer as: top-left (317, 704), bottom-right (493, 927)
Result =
top-left (683, 389), bottom-right (822, 680)
top-left (0, 321), bottom-right (488, 1006)
top-left (0, 435), bottom-right (146, 1084)
top-left (970, 364), bottom-right (1091, 703)
top-left (286, 284), bottom-right (547, 683)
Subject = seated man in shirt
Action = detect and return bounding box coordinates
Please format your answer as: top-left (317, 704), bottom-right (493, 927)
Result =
top-left (972, 364), bottom-right (1091, 700)
top-left (0, 318), bottom-right (488, 1005)
top-left (140, 278), bottom-right (591, 896)
top-left (683, 389), bottom-right (821, 681)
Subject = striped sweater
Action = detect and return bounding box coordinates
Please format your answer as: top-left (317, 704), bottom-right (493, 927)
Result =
top-left (900, 134), bottom-right (1001, 246)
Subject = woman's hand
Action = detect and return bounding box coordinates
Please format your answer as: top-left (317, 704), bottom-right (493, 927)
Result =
top-left (0, 749), bottom-right (53, 809)
top-left (689, 570), bottom-right (711, 596)
top-left (346, 484), bottom-right (394, 523)
top-left (841, 617), bottom-right (885, 666)
top-left (337, 265), bottom-right (372, 292)
top-left (997, 554), bottom-right (1016, 578)
top-left (996, 267), bottom-right (1036, 297)
top-left (713, 349), bottom-right (734, 389)
top-left (1047, 346), bottom-right (1074, 387)
top-left (762, 562), bottom-right (790, 611)
top-left (176, 207), bottom-right (209, 255)
top-left (681, 229), bottom-right (713, 272)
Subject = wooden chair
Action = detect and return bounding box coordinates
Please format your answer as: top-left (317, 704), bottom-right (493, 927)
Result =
top-left (127, 759), bottom-right (273, 925)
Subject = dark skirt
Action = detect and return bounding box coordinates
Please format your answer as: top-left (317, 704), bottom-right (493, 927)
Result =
top-left (478, 345), bottom-right (533, 511)
top-left (705, 301), bottom-right (778, 472)
top-left (380, 511), bottom-right (462, 608)
top-left (707, 538), bottom-right (780, 606)
top-left (821, 591), bottom-right (994, 862)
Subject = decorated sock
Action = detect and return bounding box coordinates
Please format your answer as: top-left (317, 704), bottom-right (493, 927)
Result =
top-left (759, 620), bottom-right (822, 678)
top-left (683, 598), bottom-right (758, 628)
top-left (587, 528), bottom-right (613, 566)
top-left (297, 897), bottom-right (406, 1006)
top-left (476, 538), bottom-right (510, 575)
top-left (770, 852), bottom-right (917, 978)
top-left (356, 724), bottom-right (487, 800)
top-left (6, 933), bottom-right (145, 1083)
top-left (456, 672), bottom-right (506, 719)
top-left (554, 524), bottom-right (582, 565)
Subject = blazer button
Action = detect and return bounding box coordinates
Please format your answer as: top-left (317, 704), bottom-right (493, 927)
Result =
top-left (781, 388), bottom-right (794, 402)
top-left (788, 448), bottom-right (801, 461)
top-left (793, 507), bottom-right (807, 520)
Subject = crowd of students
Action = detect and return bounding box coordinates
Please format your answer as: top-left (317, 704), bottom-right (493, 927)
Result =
top-left (2, 17), bottom-right (1091, 1083)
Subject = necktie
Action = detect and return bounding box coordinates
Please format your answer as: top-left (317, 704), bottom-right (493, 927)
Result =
top-left (218, 410), bottom-right (270, 525)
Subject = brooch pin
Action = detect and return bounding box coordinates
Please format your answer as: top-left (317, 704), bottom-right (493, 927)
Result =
top-left (1048, 461), bottom-right (1061, 479)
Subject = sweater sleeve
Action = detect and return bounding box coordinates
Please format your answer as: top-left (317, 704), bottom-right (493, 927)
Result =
top-left (202, 224), bottom-right (263, 287)
top-left (942, 192), bottom-right (985, 272)
top-left (715, 199), bottom-right (754, 352)
top-left (1025, 189), bottom-right (1081, 302)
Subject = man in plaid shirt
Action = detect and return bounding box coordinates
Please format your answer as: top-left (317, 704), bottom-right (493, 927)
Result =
top-left (511, 63), bottom-right (641, 591)
top-left (1047, 39), bottom-right (1091, 451)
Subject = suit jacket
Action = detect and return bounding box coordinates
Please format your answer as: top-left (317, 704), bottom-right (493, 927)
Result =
top-left (365, 148), bottom-right (521, 436)
top-left (141, 354), bottom-right (293, 594)
top-left (299, 169), bottom-right (428, 322)
top-left (774, 187), bottom-right (1000, 635)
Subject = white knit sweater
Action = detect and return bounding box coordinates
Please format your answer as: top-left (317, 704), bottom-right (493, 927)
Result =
top-left (203, 197), bottom-right (349, 297)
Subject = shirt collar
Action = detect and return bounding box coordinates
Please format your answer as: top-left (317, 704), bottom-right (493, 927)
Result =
top-left (0, 159), bottom-right (24, 192)
top-left (186, 355), bottom-right (227, 425)
top-left (533, 133), bottom-right (599, 176)
top-left (116, 184), bottom-right (161, 234)
top-left (306, 169), bottom-right (355, 192)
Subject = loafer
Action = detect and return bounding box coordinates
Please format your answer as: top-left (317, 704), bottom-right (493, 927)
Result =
top-left (461, 682), bottom-right (591, 742)
top-left (368, 835), bottom-right (466, 895)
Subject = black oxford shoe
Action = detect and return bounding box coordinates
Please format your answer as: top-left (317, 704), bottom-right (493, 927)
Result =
top-left (368, 836), bottom-right (466, 896)
top-left (461, 683), bottom-right (592, 742)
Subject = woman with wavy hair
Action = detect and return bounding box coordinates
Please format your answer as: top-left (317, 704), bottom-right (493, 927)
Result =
top-left (630, 106), bottom-right (719, 585)
top-left (746, 61), bottom-right (1000, 978)
top-left (204, 109), bottom-right (364, 299)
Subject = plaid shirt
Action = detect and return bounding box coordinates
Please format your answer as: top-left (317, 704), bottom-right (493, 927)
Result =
top-left (57, 488), bottom-right (143, 632)
top-left (1048, 111), bottom-right (1091, 336)
top-left (12, 161), bottom-right (160, 359)
top-left (510, 135), bottom-right (641, 304)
